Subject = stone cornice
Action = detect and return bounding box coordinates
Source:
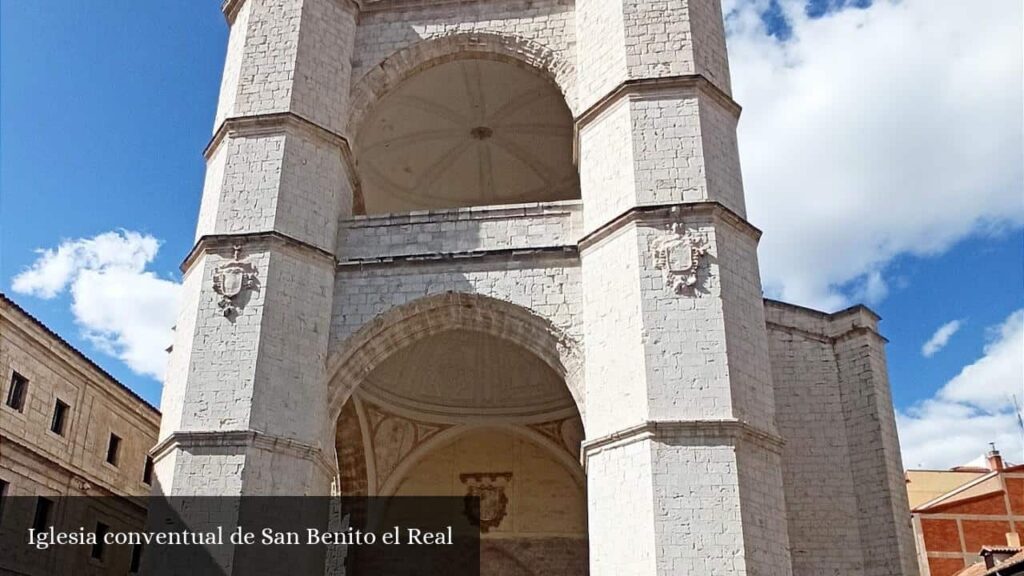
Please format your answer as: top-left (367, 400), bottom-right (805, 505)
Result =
top-left (356, 0), bottom-right (520, 13)
top-left (222, 0), bottom-right (357, 24)
top-left (0, 294), bottom-right (162, 418)
top-left (205, 112), bottom-right (348, 160)
top-left (765, 321), bottom-right (888, 346)
top-left (576, 74), bottom-right (741, 130)
top-left (581, 419), bottom-right (785, 464)
top-left (1, 432), bottom-right (150, 510)
top-left (763, 299), bottom-right (888, 345)
top-left (205, 112), bottom-right (363, 211)
top-left (151, 430), bottom-right (335, 477)
top-left (764, 298), bottom-right (882, 323)
top-left (577, 202), bottom-right (762, 254)
top-left (336, 245), bottom-right (579, 269)
top-left (181, 232), bottom-right (337, 274)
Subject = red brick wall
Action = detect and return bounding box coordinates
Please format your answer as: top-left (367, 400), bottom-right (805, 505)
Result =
top-left (921, 518), bottom-right (961, 553)
top-left (1007, 478), bottom-right (1024, 515)
top-left (915, 477), bottom-right (1024, 575)
top-left (928, 557), bottom-right (967, 576)
top-left (962, 519), bottom-right (1014, 552)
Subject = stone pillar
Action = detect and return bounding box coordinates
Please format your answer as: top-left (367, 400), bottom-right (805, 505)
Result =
top-left (576, 1), bottom-right (793, 574)
top-left (153, 0), bottom-right (356, 498)
top-left (832, 309), bottom-right (919, 576)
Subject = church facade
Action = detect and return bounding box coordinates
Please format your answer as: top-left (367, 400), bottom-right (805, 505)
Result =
top-left (154, 0), bottom-right (919, 574)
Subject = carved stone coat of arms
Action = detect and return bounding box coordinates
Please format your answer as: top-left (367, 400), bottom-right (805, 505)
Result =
top-left (651, 223), bottom-right (709, 295)
top-left (212, 247), bottom-right (259, 317)
top-left (459, 472), bottom-right (512, 533)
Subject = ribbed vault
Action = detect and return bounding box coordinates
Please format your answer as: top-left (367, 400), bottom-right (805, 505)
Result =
top-left (356, 59), bottom-right (579, 214)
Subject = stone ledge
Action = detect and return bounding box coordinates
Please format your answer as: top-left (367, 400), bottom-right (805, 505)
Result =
top-left (356, 0), bottom-right (534, 14)
top-left (181, 232), bottom-right (337, 275)
top-left (576, 74), bottom-right (742, 131)
top-left (151, 430), bottom-right (335, 477)
top-left (337, 245), bottom-right (579, 268)
top-left (581, 419), bottom-right (785, 464)
top-left (339, 200), bottom-right (582, 262)
top-left (344, 199), bottom-right (582, 225)
top-left (205, 112), bottom-right (350, 160)
top-left (764, 299), bottom-right (887, 344)
top-left (1, 432), bottom-right (150, 506)
top-left (204, 112), bottom-right (363, 212)
top-left (222, 0), bottom-right (357, 24)
top-left (578, 201), bottom-right (762, 254)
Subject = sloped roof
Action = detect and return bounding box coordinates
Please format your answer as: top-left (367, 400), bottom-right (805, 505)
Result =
top-left (913, 464), bottom-right (1024, 513)
top-left (955, 551), bottom-right (1024, 576)
top-left (0, 292), bottom-right (160, 415)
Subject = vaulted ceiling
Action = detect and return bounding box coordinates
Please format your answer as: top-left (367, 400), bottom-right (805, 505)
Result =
top-left (356, 59), bottom-right (579, 214)
top-left (360, 329), bottom-right (575, 418)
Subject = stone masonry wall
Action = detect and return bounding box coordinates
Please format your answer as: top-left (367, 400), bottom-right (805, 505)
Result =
top-left (834, 320), bottom-right (919, 576)
top-left (765, 302), bottom-right (867, 575)
top-left (337, 200), bottom-right (581, 259)
top-left (576, 0), bottom-right (733, 113)
top-left (330, 256), bottom-right (582, 353)
top-left (765, 300), bottom-right (919, 576)
top-left (351, 0), bottom-right (576, 103)
top-left (216, 0), bottom-right (356, 134)
top-left (0, 296), bottom-right (159, 500)
top-left (0, 296), bottom-right (158, 576)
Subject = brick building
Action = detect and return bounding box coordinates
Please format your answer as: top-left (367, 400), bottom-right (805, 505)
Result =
top-left (0, 293), bottom-right (160, 574)
top-left (909, 448), bottom-right (1024, 576)
top-left (142, 0), bottom-right (920, 574)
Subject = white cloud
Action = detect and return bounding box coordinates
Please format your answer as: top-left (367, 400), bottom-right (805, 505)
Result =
top-left (921, 319), bottom-right (964, 358)
top-left (725, 0), bottom-right (1024, 310)
top-left (898, 310), bottom-right (1024, 469)
top-left (12, 231), bottom-right (181, 380)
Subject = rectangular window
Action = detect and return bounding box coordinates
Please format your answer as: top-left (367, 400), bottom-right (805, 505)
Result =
top-left (0, 479), bottom-right (9, 521)
top-left (142, 456), bottom-right (154, 485)
top-left (105, 434), bottom-right (121, 466)
top-left (129, 543), bottom-right (144, 573)
top-left (50, 399), bottom-right (69, 436)
top-left (5, 372), bottom-right (28, 412)
top-left (32, 497), bottom-right (53, 532)
top-left (91, 522), bottom-right (109, 560)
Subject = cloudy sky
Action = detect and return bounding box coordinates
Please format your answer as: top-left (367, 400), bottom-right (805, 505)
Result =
top-left (1, 0), bottom-right (1021, 469)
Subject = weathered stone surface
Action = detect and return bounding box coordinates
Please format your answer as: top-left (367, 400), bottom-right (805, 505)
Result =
top-left (0, 295), bottom-right (160, 574)
top-left (153, 0), bottom-right (921, 574)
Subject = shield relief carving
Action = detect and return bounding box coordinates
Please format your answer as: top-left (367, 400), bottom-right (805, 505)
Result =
top-left (459, 472), bottom-right (512, 533)
top-left (652, 222), bottom-right (710, 295)
top-left (211, 246), bottom-right (259, 318)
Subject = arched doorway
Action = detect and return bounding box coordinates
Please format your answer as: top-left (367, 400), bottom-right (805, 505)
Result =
top-left (333, 326), bottom-right (588, 575)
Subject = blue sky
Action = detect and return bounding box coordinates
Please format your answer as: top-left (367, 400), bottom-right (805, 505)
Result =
top-left (2, 0), bottom-right (1021, 468)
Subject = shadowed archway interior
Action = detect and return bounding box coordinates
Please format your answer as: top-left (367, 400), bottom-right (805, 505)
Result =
top-left (335, 328), bottom-right (588, 575)
top-left (355, 59), bottom-right (579, 214)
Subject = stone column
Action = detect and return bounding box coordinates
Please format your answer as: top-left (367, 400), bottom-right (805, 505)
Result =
top-left (576, 1), bottom-right (793, 574)
top-left (153, 0), bottom-right (357, 498)
top-left (832, 309), bottom-right (919, 576)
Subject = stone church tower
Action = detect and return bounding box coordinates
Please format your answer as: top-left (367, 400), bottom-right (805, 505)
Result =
top-left (152, 0), bottom-right (919, 574)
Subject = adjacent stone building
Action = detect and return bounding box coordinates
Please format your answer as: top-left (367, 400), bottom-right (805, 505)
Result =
top-left (153, 0), bottom-right (920, 574)
top-left (0, 293), bottom-right (160, 575)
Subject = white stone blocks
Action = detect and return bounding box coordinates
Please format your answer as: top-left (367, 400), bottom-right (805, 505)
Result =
top-left (337, 200), bottom-right (581, 260)
top-left (576, 0), bottom-right (732, 111)
top-left (579, 90), bottom-right (746, 236)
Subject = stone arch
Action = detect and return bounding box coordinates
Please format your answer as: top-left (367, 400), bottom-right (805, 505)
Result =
top-left (326, 292), bottom-right (585, 426)
top-left (346, 32), bottom-right (578, 140)
top-left (377, 423), bottom-right (585, 497)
